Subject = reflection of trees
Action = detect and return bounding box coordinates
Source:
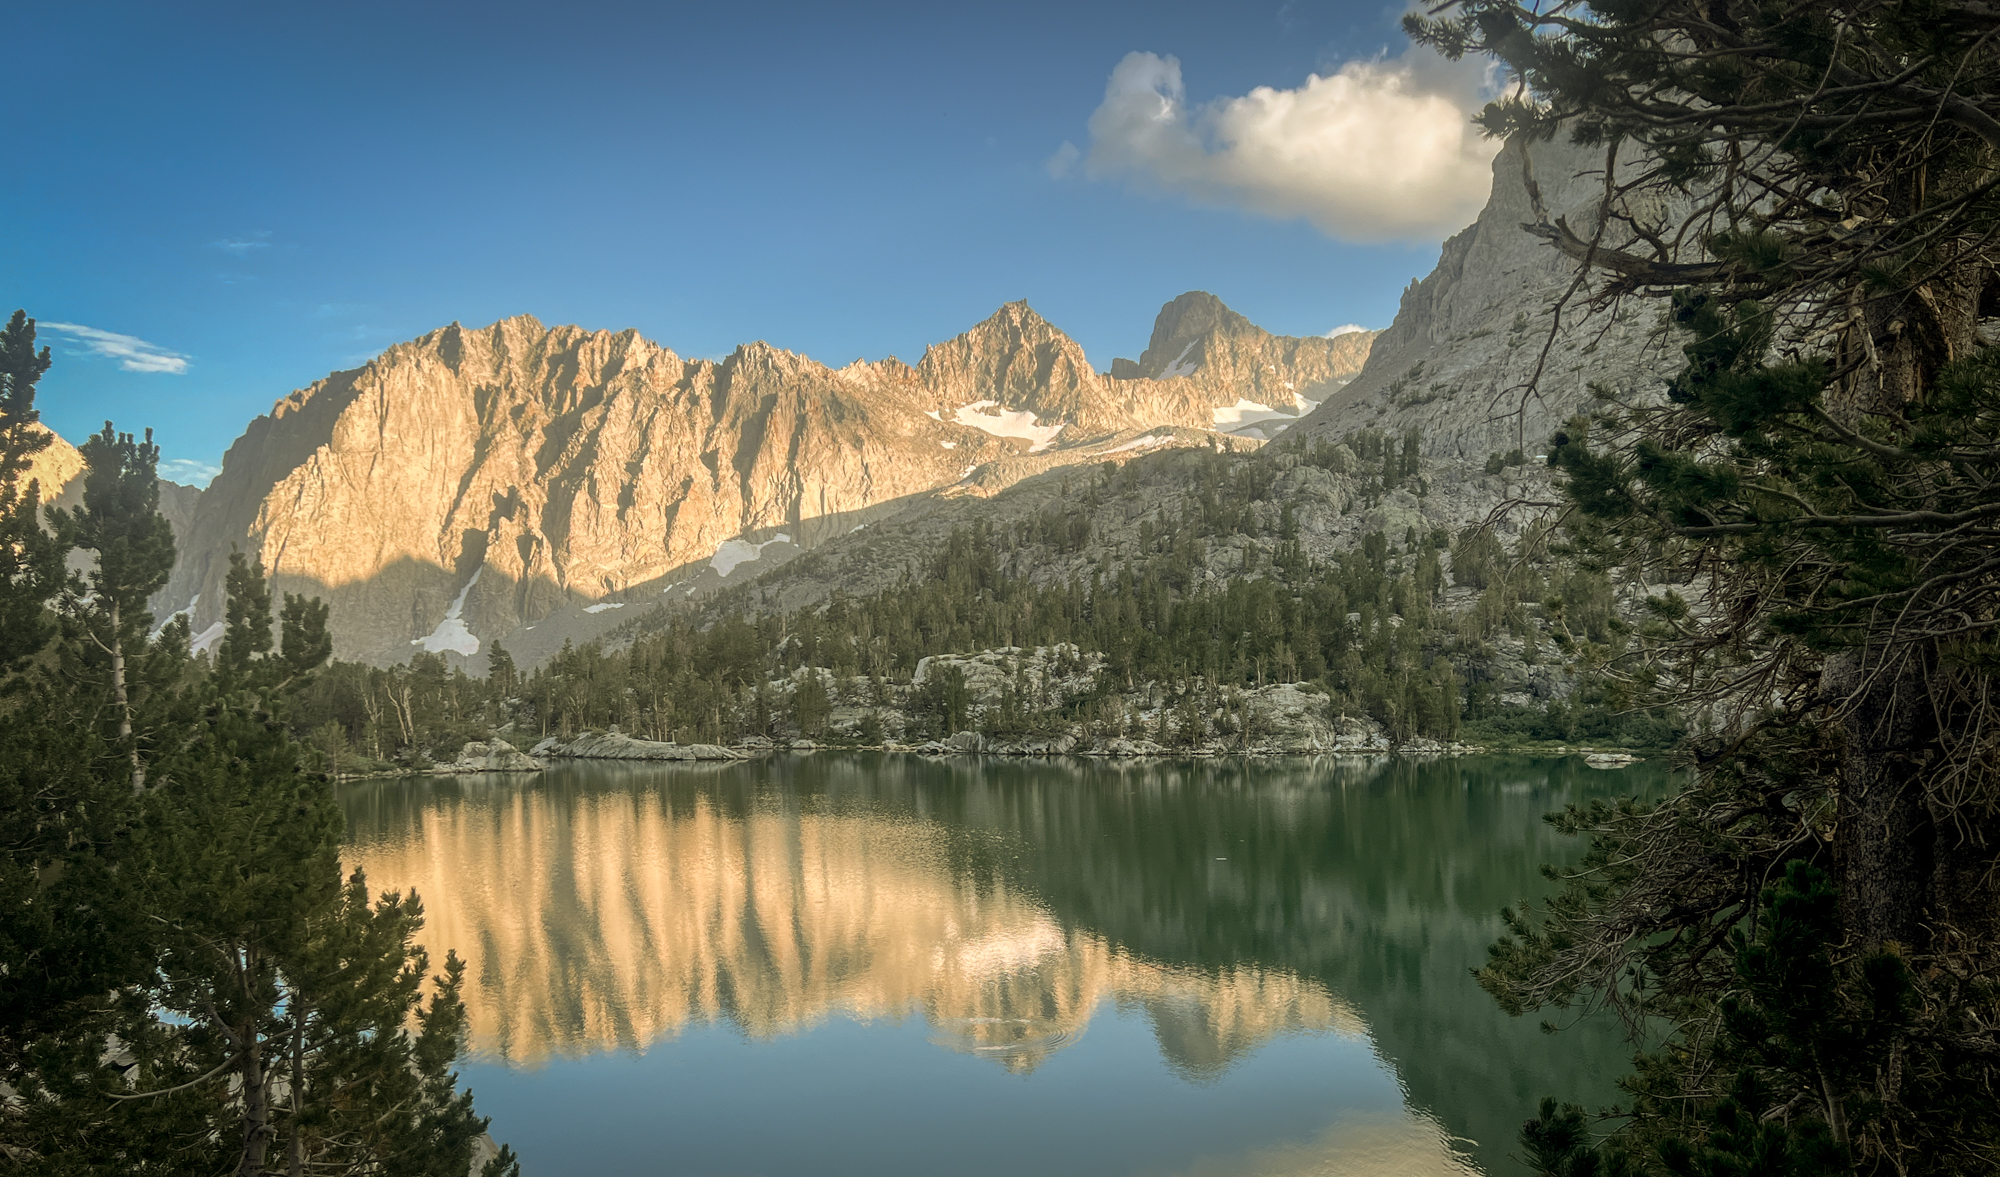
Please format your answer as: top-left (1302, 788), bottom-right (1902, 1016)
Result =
top-left (339, 768), bottom-right (1358, 1076)
top-left (340, 754), bottom-right (1665, 1175)
top-left (819, 753), bottom-right (1665, 1175)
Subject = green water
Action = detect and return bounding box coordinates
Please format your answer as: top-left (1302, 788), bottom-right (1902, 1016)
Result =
top-left (339, 753), bottom-right (1667, 1177)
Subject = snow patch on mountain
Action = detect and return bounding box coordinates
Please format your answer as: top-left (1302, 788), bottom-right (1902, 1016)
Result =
top-left (1212, 399), bottom-right (1290, 427)
top-left (710, 533), bottom-right (793, 578)
top-left (1161, 340), bottom-right (1200, 379)
top-left (1098, 433), bottom-right (1171, 455)
top-left (414, 565), bottom-right (483, 656)
top-left (951, 401), bottom-right (1064, 452)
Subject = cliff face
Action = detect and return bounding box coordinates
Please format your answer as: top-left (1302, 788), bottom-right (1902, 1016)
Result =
top-left (163, 297), bottom-right (1363, 665)
top-left (1297, 136), bottom-right (1679, 457)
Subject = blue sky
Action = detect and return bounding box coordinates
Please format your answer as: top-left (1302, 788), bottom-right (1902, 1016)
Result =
top-left (5, 1), bottom-right (1501, 484)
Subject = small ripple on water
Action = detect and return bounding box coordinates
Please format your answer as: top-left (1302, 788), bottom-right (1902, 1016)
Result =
top-left (926, 1016), bottom-right (1081, 1071)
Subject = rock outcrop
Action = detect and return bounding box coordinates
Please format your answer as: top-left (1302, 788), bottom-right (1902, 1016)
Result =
top-left (533, 729), bottom-right (746, 762)
top-left (1298, 135), bottom-right (1679, 458)
top-left (436, 739), bottom-right (544, 774)
top-left (156, 296), bottom-right (1366, 666)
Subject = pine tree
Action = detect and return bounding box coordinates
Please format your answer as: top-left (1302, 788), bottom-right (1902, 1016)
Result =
top-left (1410, 1), bottom-right (2000, 1169)
top-left (49, 424), bottom-right (177, 791)
top-left (0, 325), bottom-right (512, 1174)
top-left (131, 553), bottom-right (513, 1176)
top-left (0, 324), bottom-right (156, 1143)
top-left (0, 310), bottom-right (62, 670)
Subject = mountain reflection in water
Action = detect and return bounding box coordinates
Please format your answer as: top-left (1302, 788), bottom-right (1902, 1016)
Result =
top-left (342, 766), bottom-right (1356, 1075)
top-left (340, 754), bottom-right (1666, 1177)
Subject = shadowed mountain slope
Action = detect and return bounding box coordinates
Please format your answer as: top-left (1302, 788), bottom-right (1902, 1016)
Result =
top-left (1296, 136), bottom-right (1679, 458)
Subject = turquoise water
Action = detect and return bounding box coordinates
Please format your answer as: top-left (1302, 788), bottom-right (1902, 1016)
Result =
top-left (339, 754), bottom-right (1668, 1176)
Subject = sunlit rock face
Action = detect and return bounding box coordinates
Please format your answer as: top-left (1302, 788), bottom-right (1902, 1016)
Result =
top-left (342, 772), bottom-right (1357, 1075)
top-left (162, 317), bottom-right (980, 665)
top-left (20, 426), bottom-right (84, 504)
top-left (1111, 292), bottom-right (1375, 440)
top-left (158, 298), bottom-right (1368, 666)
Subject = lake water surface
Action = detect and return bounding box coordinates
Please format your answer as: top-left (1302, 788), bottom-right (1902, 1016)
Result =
top-left (339, 754), bottom-right (1667, 1177)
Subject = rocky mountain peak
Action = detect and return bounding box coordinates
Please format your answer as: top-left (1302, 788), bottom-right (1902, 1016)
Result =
top-left (1130, 291), bottom-right (1258, 379)
top-left (148, 292), bottom-right (1371, 667)
top-left (917, 301), bottom-right (1099, 425)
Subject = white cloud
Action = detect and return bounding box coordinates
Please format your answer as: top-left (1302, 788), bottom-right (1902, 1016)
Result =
top-left (1326, 324), bottom-right (1370, 337)
top-left (1078, 49), bottom-right (1501, 242)
top-left (39, 322), bottom-right (190, 374)
top-left (158, 458), bottom-right (220, 487)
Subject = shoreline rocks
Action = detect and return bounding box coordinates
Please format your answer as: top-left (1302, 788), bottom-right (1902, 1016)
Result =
top-left (1583, 752), bottom-right (1643, 769)
top-left (532, 727), bottom-right (748, 762)
top-left (433, 739), bottom-right (544, 774)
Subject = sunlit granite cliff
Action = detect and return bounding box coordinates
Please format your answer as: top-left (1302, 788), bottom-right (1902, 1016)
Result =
top-left (156, 298), bottom-right (1371, 664)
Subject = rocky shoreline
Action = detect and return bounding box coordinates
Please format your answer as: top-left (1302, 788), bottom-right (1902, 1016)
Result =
top-left (416, 727), bottom-right (1645, 778)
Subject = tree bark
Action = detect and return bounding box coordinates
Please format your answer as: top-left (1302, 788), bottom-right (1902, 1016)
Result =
top-left (287, 998), bottom-right (308, 1177)
top-left (107, 599), bottom-right (144, 792)
top-left (1827, 647), bottom-right (1941, 953)
top-left (236, 1016), bottom-right (269, 1177)
top-left (1821, 224), bottom-right (1984, 956)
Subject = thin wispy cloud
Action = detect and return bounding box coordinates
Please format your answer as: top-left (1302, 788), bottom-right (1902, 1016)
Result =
top-left (211, 230), bottom-right (273, 257)
top-left (158, 458), bottom-right (221, 487)
top-left (39, 322), bottom-right (190, 374)
top-left (1326, 324), bottom-right (1369, 337)
top-left (1071, 47), bottom-right (1501, 242)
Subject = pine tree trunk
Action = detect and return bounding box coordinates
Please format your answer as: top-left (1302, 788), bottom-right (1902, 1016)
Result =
top-left (1826, 647), bottom-right (1941, 953)
top-left (288, 999), bottom-right (308, 1177)
top-left (1823, 248), bottom-right (1995, 957)
top-left (107, 599), bottom-right (144, 792)
top-left (237, 1017), bottom-right (270, 1177)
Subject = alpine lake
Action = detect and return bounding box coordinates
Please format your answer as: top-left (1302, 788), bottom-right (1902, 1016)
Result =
top-left (337, 753), bottom-right (1670, 1177)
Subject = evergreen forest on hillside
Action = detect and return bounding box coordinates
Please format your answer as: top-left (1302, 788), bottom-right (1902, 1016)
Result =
top-left (286, 432), bottom-right (1680, 773)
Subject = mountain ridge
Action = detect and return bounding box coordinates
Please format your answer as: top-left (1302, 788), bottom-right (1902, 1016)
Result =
top-left (149, 295), bottom-right (1371, 665)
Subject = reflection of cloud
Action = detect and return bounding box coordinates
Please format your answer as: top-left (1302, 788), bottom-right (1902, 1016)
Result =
top-left (39, 322), bottom-right (189, 374)
top-left (158, 458), bottom-right (220, 487)
top-left (1077, 50), bottom-right (1500, 242)
top-left (344, 781), bottom-right (1360, 1073)
top-left (1162, 1111), bottom-right (1480, 1177)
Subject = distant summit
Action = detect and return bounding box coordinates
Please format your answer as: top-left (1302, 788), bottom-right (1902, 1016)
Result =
top-left (1110, 292), bottom-right (1376, 438)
